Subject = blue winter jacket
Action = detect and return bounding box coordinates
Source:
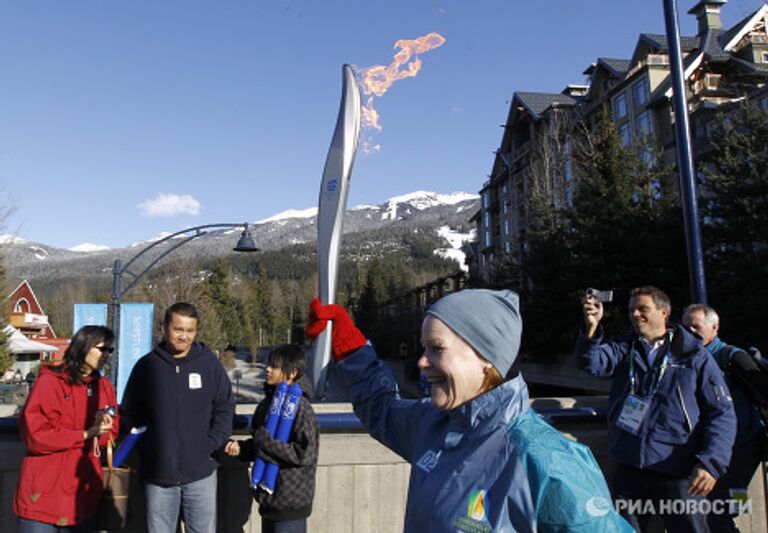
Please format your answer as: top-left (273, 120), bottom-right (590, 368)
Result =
top-left (334, 345), bottom-right (632, 532)
top-left (574, 325), bottom-right (736, 479)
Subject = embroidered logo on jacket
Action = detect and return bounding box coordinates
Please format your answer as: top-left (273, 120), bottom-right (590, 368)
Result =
top-left (415, 449), bottom-right (441, 473)
top-left (452, 489), bottom-right (491, 533)
top-left (468, 489), bottom-right (487, 521)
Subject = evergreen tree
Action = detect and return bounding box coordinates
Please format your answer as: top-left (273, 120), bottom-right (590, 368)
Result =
top-left (195, 294), bottom-right (228, 352)
top-left (701, 102), bottom-right (768, 348)
top-left (355, 259), bottom-right (388, 340)
top-left (245, 263), bottom-right (276, 350)
top-left (521, 112), bottom-right (686, 354)
top-left (0, 259), bottom-right (12, 373)
top-left (205, 259), bottom-right (243, 347)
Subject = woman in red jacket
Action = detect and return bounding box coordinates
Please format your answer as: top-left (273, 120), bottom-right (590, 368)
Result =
top-left (15, 325), bottom-right (119, 532)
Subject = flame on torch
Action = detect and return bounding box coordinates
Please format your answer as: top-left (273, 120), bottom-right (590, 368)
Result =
top-left (353, 32), bottom-right (445, 153)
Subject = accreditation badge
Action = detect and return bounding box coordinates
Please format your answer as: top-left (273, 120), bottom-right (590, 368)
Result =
top-left (616, 394), bottom-right (649, 435)
top-left (189, 373), bottom-right (202, 390)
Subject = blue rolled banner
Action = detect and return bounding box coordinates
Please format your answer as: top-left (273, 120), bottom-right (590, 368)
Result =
top-left (113, 426), bottom-right (147, 468)
top-left (73, 304), bottom-right (108, 332)
top-left (259, 383), bottom-right (302, 494)
top-left (251, 382), bottom-right (288, 488)
top-left (117, 303), bottom-right (154, 403)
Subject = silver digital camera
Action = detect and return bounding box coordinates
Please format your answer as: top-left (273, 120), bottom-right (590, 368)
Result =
top-left (586, 288), bottom-right (614, 303)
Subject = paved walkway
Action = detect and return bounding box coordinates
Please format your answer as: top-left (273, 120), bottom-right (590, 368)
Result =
top-left (228, 359), bottom-right (266, 403)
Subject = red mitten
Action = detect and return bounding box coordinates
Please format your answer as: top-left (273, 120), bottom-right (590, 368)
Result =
top-left (305, 298), bottom-right (367, 361)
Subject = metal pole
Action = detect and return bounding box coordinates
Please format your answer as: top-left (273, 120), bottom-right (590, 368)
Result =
top-left (110, 258), bottom-right (122, 388)
top-left (662, 0), bottom-right (708, 303)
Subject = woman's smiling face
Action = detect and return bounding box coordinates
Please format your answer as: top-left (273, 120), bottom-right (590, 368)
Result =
top-left (417, 316), bottom-right (490, 410)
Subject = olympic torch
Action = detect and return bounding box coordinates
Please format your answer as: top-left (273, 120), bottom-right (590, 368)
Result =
top-left (310, 64), bottom-right (362, 398)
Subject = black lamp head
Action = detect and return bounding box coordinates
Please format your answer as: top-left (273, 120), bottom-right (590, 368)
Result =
top-left (233, 224), bottom-right (259, 252)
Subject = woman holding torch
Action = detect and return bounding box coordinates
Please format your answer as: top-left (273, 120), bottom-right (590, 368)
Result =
top-left (306, 289), bottom-right (631, 532)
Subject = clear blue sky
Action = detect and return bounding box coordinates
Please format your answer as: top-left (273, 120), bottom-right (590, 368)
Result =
top-left (0, 0), bottom-right (763, 249)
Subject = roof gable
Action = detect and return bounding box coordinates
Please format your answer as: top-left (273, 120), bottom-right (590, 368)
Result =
top-left (722, 4), bottom-right (768, 51)
top-left (8, 280), bottom-right (44, 315)
top-left (513, 92), bottom-right (577, 120)
top-left (629, 33), bottom-right (699, 69)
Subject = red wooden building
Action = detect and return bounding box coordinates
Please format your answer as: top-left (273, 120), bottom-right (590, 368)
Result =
top-left (7, 280), bottom-right (68, 363)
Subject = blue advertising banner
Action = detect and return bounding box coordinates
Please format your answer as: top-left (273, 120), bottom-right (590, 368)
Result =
top-left (73, 304), bottom-right (108, 332)
top-left (117, 303), bottom-right (154, 402)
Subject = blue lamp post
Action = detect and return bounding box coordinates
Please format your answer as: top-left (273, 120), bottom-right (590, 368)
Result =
top-left (662, 0), bottom-right (708, 303)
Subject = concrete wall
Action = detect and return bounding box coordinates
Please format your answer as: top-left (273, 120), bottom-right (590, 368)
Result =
top-left (1, 398), bottom-right (765, 532)
top-left (216, 433), bottom-right (410, 533)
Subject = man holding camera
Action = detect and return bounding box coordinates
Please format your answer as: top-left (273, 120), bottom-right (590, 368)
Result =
top-left (574, 286), bottom-right (736, 532)
top-left (682, 303), bottom-right (765, 532)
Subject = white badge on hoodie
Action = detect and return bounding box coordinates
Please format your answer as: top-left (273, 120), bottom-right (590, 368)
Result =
top-left (189, 373), bottom-right (202, 389)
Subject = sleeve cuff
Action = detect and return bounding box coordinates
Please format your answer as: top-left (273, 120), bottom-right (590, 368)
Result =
top-left (695, 455), bottom-right (724, 479)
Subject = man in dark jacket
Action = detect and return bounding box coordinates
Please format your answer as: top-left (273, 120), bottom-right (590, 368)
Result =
top-left (683, 303), bottom-right (765, 532)
top-left (575, 286), bottom-right (736, 532)
top-left (121, 302), bottom-right (235, 533)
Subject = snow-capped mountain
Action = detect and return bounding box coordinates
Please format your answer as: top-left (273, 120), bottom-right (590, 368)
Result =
top-left (3, 191), bottom-right (480, 285)
top-left (69, 243), bottom-right (110, 253)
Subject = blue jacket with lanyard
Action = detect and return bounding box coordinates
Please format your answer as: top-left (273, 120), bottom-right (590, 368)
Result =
top-left (335, 344), bottom-right (633, 532)
top-left (575, 325), bottom-right (736, 479)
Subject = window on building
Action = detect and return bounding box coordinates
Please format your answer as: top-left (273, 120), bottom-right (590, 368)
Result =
top-left (640, 148), bottom-right (656, 168)
top-left (650, 177), bottom-right (662, 200)
top-left (613, 92), bottom-right (628, 120)
top-left (635, 110), bottom-right (653, 137)
top-left (632, 78), bottom-right (649, 107)
top-left (762, 51), bottom-right (768, 63)
top-left (483, 191), bottom-right (490, 209)
top-left (14, 298), bottom-right (30, 313)
top-left (694, 120), bottom-right (705, 138)
top-left (504, 241), bottom-right (511, 254)
top-left (503, 220), bottom-right (509, 235)
top-left (761, 96), bottom-right (768, 112)
top-left (563, 140), bottom-right (573, 196)
top-left (484, 231), bottom-right (492, 248)
top-left (484, 212), bottom-right (490, 228)
top-left (705, 73), bottom-right (721, 90)
top-left (619, 122), bottom-right (631, 145)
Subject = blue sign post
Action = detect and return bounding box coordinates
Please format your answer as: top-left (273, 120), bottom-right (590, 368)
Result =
top-left (117, 303), bottom-right (154, 402)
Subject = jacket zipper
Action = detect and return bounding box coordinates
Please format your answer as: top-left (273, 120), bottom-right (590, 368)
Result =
top-left (676, 384), bottom-right (692, 433)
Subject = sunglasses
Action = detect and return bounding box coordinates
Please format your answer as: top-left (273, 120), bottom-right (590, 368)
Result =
top-left (95, 345), bottom-right (115, 354)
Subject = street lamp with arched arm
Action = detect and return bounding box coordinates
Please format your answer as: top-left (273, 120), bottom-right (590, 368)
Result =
top-left (109, 222), bottom-right (259, 387)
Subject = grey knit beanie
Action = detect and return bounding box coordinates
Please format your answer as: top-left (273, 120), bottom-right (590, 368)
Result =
top-left (425, 289), bottom-right (522, 376)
